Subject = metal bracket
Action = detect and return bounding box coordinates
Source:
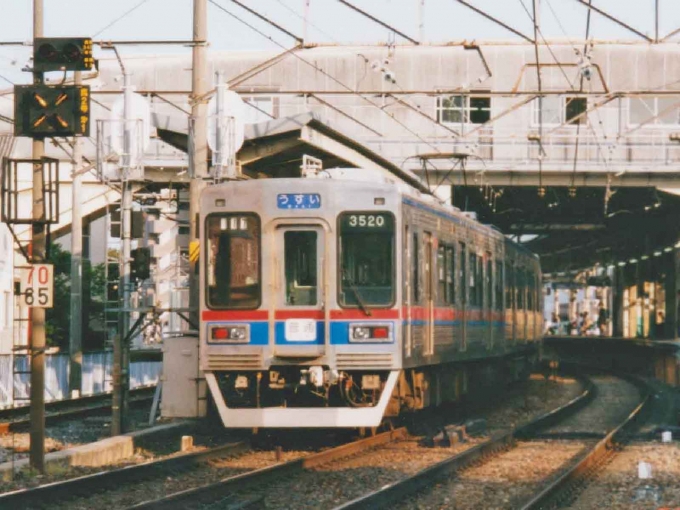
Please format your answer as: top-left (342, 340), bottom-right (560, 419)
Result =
top-left (1, 156), bottom-right (60, 225)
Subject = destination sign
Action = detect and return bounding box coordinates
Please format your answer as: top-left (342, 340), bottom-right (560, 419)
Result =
top-left (277, 194), bottom-right (321, 209)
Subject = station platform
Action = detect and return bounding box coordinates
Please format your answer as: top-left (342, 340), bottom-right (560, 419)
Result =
top-left (543, 335), bottom-right (680, 387)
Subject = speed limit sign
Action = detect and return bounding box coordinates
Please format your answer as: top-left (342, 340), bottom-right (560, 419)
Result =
top-left (20, 264), bottom-right (54, 308)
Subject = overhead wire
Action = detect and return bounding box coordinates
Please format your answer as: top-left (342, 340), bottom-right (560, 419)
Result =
top-left (209, 0), bottom-right (446, 191)
top-left (93, 0), bottom-right (153, 38)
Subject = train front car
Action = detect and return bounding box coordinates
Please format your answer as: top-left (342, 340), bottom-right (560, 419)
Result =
top-left (200, 177), bottom-right (402, 428)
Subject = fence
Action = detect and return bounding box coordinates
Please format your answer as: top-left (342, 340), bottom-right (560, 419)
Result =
top-left (0, 351), bottom-right (161, 408)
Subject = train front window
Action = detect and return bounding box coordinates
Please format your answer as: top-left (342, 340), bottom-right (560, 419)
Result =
top-left (338, 212), bottom-right (395, 307)
top-left (206, 214), bottom-right (261, 309)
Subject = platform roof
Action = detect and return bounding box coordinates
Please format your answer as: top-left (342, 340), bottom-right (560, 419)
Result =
top-left (155, 112), bottom-right (431, 194)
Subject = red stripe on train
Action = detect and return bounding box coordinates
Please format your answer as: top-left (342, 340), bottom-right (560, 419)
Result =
top-left (202, 309), bottom-right (401, 321)
top-left (275, 310), bottom-right (325, 320)
top-left (330, 309), bottom-right (400, 320)
top-left (202, 310), bottom-right (268, 321)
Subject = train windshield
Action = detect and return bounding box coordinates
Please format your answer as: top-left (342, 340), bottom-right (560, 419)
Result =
top-left (338, 212), bottom-right (395, 307)
top-left (206, 214), bottom-right (261, 309)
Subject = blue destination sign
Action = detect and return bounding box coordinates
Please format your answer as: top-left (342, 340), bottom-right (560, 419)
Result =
top-left (277, 193), bottom-right (321, 209)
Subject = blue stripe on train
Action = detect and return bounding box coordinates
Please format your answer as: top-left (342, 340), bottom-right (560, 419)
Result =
top-left (209, 320), bottom-right (508, 346)
top-left (274, 321), bottom-right (325, 345)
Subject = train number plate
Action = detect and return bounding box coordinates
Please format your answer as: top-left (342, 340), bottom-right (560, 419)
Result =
top-left (284, 319), bottom-right (317, 341)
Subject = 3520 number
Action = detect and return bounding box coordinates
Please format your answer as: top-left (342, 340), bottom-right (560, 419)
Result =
top-left (348, 214), bottom-right (385, 227)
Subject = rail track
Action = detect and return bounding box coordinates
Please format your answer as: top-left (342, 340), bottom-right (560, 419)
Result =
top-left (0, 425), bottom-right (404, 509)
top-left (0, 439), bottom-right (251, 507)
top-left (338, 370), bottom-right (650, 510)
top-left (0, 386), bottom-right (156, 434)
top-left (519, 373), bottom-right (653, 510)
top-left (0, 368), bottom-right (648, 509)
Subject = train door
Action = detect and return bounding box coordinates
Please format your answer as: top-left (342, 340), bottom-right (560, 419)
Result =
top-left (405, 225), bottom-right (412, 358)
top-left (459, 242), bottom-right (467, 351)
top-left (508, 263), bottom-right (516, 345)
top-left (274, 225), bottom-right (326, 357)
top-left (423, 232), bottom-right (434, 356)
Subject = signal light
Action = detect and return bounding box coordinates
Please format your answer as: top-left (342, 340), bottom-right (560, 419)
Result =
top-left (131, 247), bottom-right (151, 281)
top-left (14, 85), bottom-right (90, 138)
top-left (33, 37), bottom-right (94, 72)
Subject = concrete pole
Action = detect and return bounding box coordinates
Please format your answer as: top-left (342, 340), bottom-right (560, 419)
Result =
top-left (215, 70), bottom-right (224, 179)
top-left (69, 71), bottom-right (83, 398)
top-left (112, 71), bottom-right (133, 435)
top-left (30, 0), bottom-right (46, 473)
top-left (190, 0), bottom-right (208, 329)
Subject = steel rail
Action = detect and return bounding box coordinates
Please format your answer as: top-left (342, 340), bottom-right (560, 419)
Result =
top-left (0, 441), bottom-right (250, 507)
top-left (519, 374), bottom-right (653, 510)
top-left (129, 427), bottom-right (408, 510)
top-left (334, 374), bottom-right (595, 509)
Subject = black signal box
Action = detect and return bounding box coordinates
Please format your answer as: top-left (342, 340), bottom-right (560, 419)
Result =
top-left (14, 84), bottom-right (90, 138)
top-left (34, 37), bottom-right (94, 72)
top-left (131, 248), bottom-right (151, 281)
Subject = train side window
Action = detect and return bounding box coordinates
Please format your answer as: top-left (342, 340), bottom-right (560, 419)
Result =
top-left (505, 264), bottom-right (514, 309)
top-left (533, 274), bottom-right (540, 311)
top-left (412, 232), bottom-right (420, 303)
top-left (527, 270), bottom-right (534, 311)
top-left (495, 261), bottom-right (504, 311)
top-left (486, 253), bottom-right (492, 310)
top-left (459, 242), bottom-right (467, 304)
top-left (469, 252), bottom-right (478, 307)
top-left (437, 244), bottom-right (446, 304)
top-left (517, 269), bottom-right (526, 310)
top-left (446, 245), bottom-right (455, 304)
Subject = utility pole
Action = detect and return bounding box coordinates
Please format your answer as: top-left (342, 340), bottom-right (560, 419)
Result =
top-left (30, 0), bottom-right (45, 473)
top-left (189, 0), bottom-right (208, 329)
top-left (69, 70), bottom-right (83, 398)
top-left (112, 71), bottom-right (133, 435)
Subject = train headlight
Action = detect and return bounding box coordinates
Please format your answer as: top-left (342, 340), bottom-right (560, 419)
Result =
top-left (352, 327), bottom-right (370, 340)
top-left (349, 323), bottom-right (392, 342)
top-left (210, 324), bottom-right (249, 343)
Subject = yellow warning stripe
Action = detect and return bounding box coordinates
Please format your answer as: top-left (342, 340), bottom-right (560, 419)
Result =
top-left (189, 241), bottom-right (200, 263)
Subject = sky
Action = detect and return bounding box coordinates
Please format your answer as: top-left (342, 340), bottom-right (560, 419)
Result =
top-left (1, 0), bottom-right (679, 86)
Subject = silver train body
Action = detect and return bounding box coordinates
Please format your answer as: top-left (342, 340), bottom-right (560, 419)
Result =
top-left (199, 175), bottom-right (542, 428)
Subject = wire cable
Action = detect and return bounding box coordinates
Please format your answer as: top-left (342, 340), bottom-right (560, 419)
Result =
top-left (209, 0), bottom-right (445, 159)
top-left (93, 0), bottom-right (153, 38)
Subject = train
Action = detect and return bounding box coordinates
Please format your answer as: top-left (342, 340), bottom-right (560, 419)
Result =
top-left (199, 169), bottom-right (542, 429)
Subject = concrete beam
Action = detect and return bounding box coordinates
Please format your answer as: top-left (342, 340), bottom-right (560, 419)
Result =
top-left (417, 170), bottom-right (680, 188)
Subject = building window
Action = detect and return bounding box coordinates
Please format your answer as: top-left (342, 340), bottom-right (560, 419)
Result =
top-left (628, 97), bottom-right (680, 126)
top-left (436, 95), bottom-right (491, 125)
top-left (532, 96), bottom-right (562, 126)
top-left (242, 96), bottom-right (276, 124)
top-left (532, 96), bottom-right (587, 126)
top-left (565, 97), bottom-right (587, 124)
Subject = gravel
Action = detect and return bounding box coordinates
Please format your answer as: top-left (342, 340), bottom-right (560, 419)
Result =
top-left (46, 449), bottom-right (308, 510)
top-left (405, 440), bottom-right (589, 509)
top-left (565, 440), bottom-right (680, 510)
top-left (232, 376), bottom-right (586, 509)
top-left (0, 408), bottom-right (152, 464)
top-left (392, 373), bottom-right (645, 510)
top-left (2, 374), bottom-right (587, 508)
top-left (540, 375), bottom-right (641, 435)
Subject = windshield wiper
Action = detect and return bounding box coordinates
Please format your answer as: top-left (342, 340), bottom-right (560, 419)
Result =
top-left (343, 270), bottom-right (372, 317)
